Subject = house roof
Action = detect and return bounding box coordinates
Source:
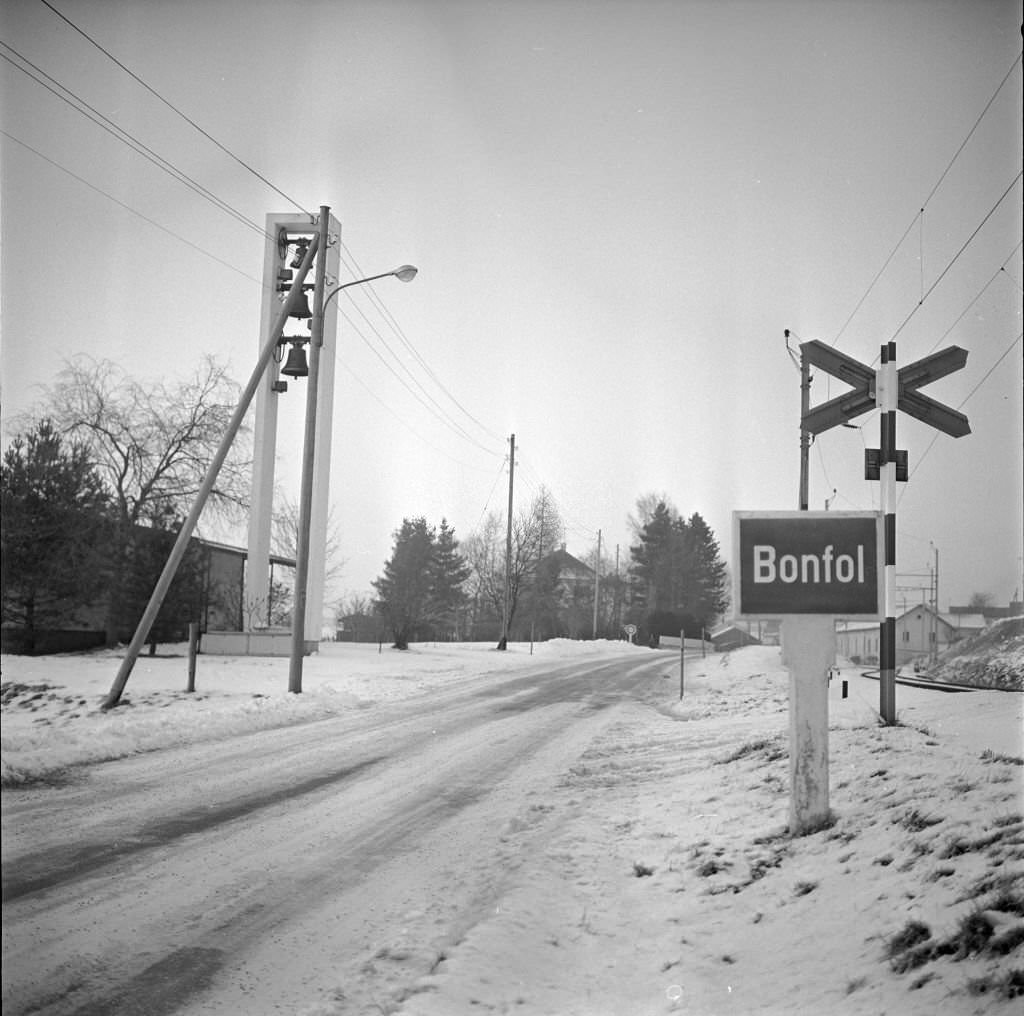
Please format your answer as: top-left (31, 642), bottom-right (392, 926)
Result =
top-left (196, 537), bottom-right (296, 569)
top-left (942, 612), bottom-right (986, 630)
top-left (544, 547), bottom-right (594, 578)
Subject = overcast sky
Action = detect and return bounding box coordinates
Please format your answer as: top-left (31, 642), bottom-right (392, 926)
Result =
top-left (2, 0), bottom-right (1021, 615)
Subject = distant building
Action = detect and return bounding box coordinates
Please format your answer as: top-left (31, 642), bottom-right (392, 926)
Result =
top-left (948, 600), bottom-right (1023, 624)
top-left (837, 603), bottom-right (986, 667)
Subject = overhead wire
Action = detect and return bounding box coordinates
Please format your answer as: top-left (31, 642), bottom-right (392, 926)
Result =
top-left (338, 240), bottom-right (505, 447)
top-left (0, 129), bottom-right (265, 286)
top-left (11, 6), bottom-right (509, 464)
top-left (334, 359), bottom-right (494, 472)
top-left (0, 43), bottom-right (272, 242)
top-left (36, 0), bottom-right (313, 217)
top-left (887, 170), bottom-right (1022, 346)
top-left (337, 296), bottom-right (502, 456)
top-left (830, 50), bottom-right (1022, 349)
top-left (900, 330), bottom-right (1023, 495)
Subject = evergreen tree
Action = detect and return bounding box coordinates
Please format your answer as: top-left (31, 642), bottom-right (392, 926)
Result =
top-left (628, 500), bottom-right (729, 638)
top-left (682, 512), bottom-right (729, 629)
top-left (430, 519), bottom-right (470, 639)
top-left (1, 420), bottom-right (110, 652)
top-left (373, 517), bottom-right (436, 649)
top-left (629, 501), bottom-right (677, 611)
top-left (124, 504), bottom-right (207, 652)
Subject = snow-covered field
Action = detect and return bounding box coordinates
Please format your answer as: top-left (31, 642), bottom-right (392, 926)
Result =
top-left (2, 639), bottom-right (1023, 1014)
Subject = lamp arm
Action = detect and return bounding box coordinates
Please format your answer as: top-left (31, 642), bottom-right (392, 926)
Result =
top-left (323, 271), bottom-right (396, 309)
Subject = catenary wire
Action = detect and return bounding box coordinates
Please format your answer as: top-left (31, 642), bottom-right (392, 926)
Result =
top-left (899, 330), bottom-right (1023, 494)
top-left (831, 51), bottom-right (1022, 349)
top-left (888, 171), bottom-right (1022, 345)
top-left (36, 0), bottom-right (313, 218)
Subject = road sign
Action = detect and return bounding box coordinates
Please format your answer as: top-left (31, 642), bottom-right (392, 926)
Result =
top-left (898, 346), bottom-right (971, 438)
top-left (799, 340), bottom-right (969, 439)
top-left (733, 511), bottom-right (884, 619)
top-left (800, 340), bottom-right (875, 435)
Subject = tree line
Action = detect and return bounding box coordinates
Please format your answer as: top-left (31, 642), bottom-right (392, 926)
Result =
top-left (368, 489), bottom-right (729, 650)
top-left (4, 356), bottom-right (730, 656)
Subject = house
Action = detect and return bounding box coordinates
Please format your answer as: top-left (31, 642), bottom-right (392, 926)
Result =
top-left (837, 604), bottom-right (967, 667)
top-left (1, 534), bottom-right (295, 654)
top-left (709, 623), bottom-right (762, 651)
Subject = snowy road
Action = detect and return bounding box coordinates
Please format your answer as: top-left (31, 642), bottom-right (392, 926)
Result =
top-left (2, 651), bottom-right (673, 1015)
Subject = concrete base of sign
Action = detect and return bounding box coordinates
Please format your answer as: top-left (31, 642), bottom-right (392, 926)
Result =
top-left (781, 616), bottom-right (836, 835)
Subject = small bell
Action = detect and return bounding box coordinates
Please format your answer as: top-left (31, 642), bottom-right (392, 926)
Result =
top-left (280, 340), bottom-right (309, 378)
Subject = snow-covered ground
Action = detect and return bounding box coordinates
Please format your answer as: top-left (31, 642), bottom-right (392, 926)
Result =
top-left (2, 639), bottom-right (1022, 1014)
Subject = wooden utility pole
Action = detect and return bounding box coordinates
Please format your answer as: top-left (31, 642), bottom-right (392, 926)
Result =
top-left (592, 529), bottom-right (602, 638)
top-left (499, 433), bottom-right (515, 650)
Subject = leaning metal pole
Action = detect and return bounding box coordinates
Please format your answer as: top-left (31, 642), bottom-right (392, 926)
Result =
top-left (102, 234), bottom-right (320, 710)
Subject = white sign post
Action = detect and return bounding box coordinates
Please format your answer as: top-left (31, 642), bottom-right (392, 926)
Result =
top-left (734, 511), bottom-right (884, 835)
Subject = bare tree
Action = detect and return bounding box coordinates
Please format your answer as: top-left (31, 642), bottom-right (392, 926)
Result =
top-left (465, 487), bottom-right (564, 646)
top-left (270, 491), bottom-right (346, 627)
top-left (34, 355), bottom-right (248, 645)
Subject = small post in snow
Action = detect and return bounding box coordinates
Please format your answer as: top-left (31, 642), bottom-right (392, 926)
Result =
top-left (186, 622), bottom-right (200, 693)
top-left (679, 629), bottom-right (685, 699)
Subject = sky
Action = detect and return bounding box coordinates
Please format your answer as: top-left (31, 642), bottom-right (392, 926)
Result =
top-left (1, 0), bottom-right (1022, 616)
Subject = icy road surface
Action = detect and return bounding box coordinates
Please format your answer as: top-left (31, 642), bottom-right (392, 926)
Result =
top-left (2, 651), bottom-right (677, 1015)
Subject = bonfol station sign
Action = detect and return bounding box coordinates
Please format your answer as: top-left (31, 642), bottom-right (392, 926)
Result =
top-left (734, 511), bottom-right (884, 618)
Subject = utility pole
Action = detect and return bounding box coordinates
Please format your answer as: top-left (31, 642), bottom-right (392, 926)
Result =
top-left (592, 529), bottom-right (602, 638)
top-left (499, 433), bottom-right (515, 650)
top-left (799, 347), bottom-right (811, 511)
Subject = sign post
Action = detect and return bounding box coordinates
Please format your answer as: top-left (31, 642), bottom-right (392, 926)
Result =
top-left (734, 511), bottom-right (884, 834)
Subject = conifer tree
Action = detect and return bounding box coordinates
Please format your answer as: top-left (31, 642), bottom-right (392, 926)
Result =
top-left (373, 517), bottom-right (437, 650)
top-left (430, 519), bottom-right (470, 640)
top-left (1, 420), bottom-right (110, 652)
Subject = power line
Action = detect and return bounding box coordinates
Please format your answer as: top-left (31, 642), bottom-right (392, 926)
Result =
top-left (335, 359), bottom-right (494, 473)
top-left (337, 307), bottom-right (502, 458)
top-left (338, 297), bottom-right (502, 456)
top-left (0, 43), bottom-right (271, 241)
top-left (36, 0), bottom-right (312, 217)
top-left (1, 129), bottom-right (265, 285)
top-left (338, 240), bottom-right (505, 446)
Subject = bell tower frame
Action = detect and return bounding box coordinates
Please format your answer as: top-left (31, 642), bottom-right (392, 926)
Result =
top-left (245, 211), bottom-right (341, 641)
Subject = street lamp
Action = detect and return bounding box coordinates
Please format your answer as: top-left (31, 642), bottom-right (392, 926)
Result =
top-left (288, 225), bottom-right (417, 693)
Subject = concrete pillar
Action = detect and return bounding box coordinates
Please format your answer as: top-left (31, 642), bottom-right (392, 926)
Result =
top-left (304, 215), bottom-right (341, 640)
top-left (245, 213), bottom-right (317, 629)
top-left (782, 615), bottom-right (836, 834)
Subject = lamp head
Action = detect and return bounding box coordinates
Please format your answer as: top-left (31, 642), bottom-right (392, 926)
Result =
top-left (393, 265), bottom-right (418, 283)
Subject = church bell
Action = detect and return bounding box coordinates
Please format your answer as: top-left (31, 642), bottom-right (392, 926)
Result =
top-left (280, 340), bottom-right (309, 378)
